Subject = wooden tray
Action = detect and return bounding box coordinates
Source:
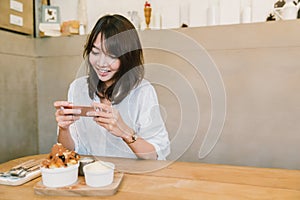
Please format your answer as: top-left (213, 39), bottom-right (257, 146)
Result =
top-left (34, 172), bottom-right (123, 196)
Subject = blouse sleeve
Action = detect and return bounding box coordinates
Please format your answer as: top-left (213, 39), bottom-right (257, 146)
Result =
top-left (133, 82), bottom-right (170, 160)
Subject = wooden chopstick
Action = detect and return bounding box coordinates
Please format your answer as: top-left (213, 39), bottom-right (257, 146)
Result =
top-left (11, 159), bottom-right (35, 170)
top-left (11, 159), bottom-right (43, 170)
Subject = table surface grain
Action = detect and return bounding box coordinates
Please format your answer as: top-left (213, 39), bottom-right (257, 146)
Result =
top-left (0, 154), bottom-right (300, 200)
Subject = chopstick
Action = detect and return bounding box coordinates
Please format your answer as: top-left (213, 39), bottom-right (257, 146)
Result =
top-left (11, 159), bottom-right (36, 170)
top-left (8, 159), bottom-right (42, 178)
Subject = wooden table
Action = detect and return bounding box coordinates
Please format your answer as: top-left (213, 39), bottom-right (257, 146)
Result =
top-left (0, 154), bottom-right (300, 200)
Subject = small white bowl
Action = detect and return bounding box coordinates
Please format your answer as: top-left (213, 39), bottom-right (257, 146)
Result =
top-left (79, 157), bottom-right (95, 176)
top-left (41, 163), bottom-right (79, 188)
top-left (83, 161), bottom-right (115, 187)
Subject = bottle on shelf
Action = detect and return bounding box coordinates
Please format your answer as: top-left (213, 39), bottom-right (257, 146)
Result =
top-left (144, 1), bottom-right (152, 29)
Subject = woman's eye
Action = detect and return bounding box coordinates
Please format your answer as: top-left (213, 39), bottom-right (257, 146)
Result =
top-left (108, 55), bottom-right (118, 59)
top-left (91, 50), bottom-right (99, 55)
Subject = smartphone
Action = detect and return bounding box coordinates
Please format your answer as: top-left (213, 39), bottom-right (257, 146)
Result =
top-left (62, 105), bottom-right (96, 117)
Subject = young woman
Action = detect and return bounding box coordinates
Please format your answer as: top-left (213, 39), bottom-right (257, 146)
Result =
top-left (54, 14), bottom-right (170, 160)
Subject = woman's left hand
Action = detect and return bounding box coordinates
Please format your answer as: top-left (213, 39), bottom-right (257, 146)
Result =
top-left (89, 101), bottom-right (157, 159)
top-left (88, 101), bottom-right (133, 138)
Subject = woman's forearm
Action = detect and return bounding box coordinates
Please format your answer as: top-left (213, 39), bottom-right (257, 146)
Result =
top-left (130, 140), bottom-right (157, 160)
top-left (124, 137), bottom-right (157, 160)
top-left (57, 127), bottom-right (75, 151)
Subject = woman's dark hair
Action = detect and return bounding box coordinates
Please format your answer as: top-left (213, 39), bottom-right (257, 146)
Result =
top-left (83, 14), bottom-right (144, 104)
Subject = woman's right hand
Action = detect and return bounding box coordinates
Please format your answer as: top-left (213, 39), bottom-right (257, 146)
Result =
top-left (54, 101), bottom-right (81, 129)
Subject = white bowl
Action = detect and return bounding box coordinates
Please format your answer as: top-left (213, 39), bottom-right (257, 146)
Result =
top-left (41, 163), bottom-right (79, 188)
top-left (79, 157), bottom-right (95, 176)
top-left (83, 161), bottom-right (115, 187)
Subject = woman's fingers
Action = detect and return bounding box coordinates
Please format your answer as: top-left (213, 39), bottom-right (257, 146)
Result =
top-left (54, 105), bottom-right (81, 117)
top-left (54, 101), bottom-right (92, 130)
top-left (91, 102), bottom-right (112, 113)
top-left (55, 112), bottom-right (79, 130)
top-left (56, 115), bottom-right (80, 121)
top-left (59, 107), bottom-right (81, 116)
top-left (87, 110), bottom-right (111, 118)
top-left (57, 120), bottom-right (74, 129)
top-left (90, 101), bottom-right (124, 135)
top-left (93, 113), bottom-right (115, 124)
top-left (54, 101), bottom-right (73, 109)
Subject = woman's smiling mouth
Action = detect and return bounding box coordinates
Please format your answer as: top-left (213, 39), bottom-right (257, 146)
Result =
top-left (99, 68), bottom-right (110, 73)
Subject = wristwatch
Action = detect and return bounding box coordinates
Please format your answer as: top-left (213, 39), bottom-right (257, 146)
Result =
top-left (123, 131), bottom-right (138, 144)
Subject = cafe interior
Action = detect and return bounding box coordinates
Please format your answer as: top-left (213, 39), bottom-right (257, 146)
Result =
top-left (0, 0), bottom-right (300, 199)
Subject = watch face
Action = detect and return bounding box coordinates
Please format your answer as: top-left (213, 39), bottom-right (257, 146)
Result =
top-left (132, 134), bottom-right (138, 141)
top-left (124, 132), bottom-right (138, 144)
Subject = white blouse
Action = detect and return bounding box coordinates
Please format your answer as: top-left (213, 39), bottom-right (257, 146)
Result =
top-left (67, 76), bottom-right (170, 160)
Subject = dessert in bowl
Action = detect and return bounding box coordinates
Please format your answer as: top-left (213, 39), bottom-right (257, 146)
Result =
top-left (83, 161), bottom-right (115, 187)
top-left (41, 143), bottom-right (80, 188)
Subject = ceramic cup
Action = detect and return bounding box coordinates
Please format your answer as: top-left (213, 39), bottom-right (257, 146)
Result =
top-left (83, 161), bottom-right (115, 187)
top-left (41, 163), bottom-right (79, 188)
top-left (78, 157), bottom-right (95, 176)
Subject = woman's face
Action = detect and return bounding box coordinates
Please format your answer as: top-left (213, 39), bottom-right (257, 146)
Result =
top-left (89, 33), bottom-right (121, 87)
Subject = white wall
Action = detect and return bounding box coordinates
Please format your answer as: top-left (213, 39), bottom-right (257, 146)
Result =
top-left (51, 0), bottom-right (278, 32)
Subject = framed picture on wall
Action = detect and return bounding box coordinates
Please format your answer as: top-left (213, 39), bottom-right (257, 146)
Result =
top-left (41, 5), bottom-right (60, 24)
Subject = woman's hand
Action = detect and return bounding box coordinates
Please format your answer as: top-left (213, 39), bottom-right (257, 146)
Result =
top-left (88, 101), bottom-right (133, 139)
top-left (54, 101), bottom-right (81, 130)
top-left (88, 100), bottom-right (157, 160)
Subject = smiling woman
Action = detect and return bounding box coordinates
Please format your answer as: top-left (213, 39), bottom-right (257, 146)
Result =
top-left (1, 14), bottom-right (300, 170)
top-left (88, 36), bottom-right (121, 89)
top-left (83, 15), bottom-right (144, 103)
top-left (53, 14), bottom-right (170, 161)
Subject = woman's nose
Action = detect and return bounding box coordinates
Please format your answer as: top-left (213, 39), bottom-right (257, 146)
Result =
top-left (96, 53), bottom-right (108, 66)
